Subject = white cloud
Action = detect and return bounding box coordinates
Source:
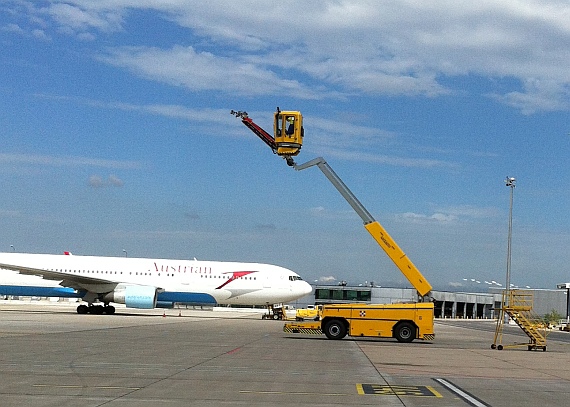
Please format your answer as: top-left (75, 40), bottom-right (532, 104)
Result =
top-left (398, 212), bottom-right (458, 224)
top-left (29, 93), bottom-right (458, 170)
top-left (317, 276), bottom-right (337, 283)
top-left (318, 148), bottom-right (458, 169)
top-left (88, 174), bottom-right (124, 188)
top-left (433, 205), bottom-right (500, 219)
top-left (108, 174), bottom-right (124, 187)
top-left (99, 45), bottom-right (322, 99)
top-left (396, 204), bottom-right (500, 225)
top-left (77, 31), bottom-right (96, 41)
top-left (88, 175), bottom-right (105, 188)
top-left (0, 153), bottom-right (141, 170)
top-left (309, 206), bottom-right (357, 220)
top-left (45, 2), bottom-right (124, 34)
top-left (491, 78), bottom-right (570, 114)
top-left (8, 1), bottom-right (570, 112)
top-left (2, 23), bottom-right (50, 41)
top-left (2, 23), bottom-right (24, 34)
top-left (31, 28), bottom-right (50, 41)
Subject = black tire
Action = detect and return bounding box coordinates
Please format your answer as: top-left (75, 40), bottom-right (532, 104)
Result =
top-left (323, 319), bottom-right (347, 340)
top-left (394, 321), bottom-right (416, 343)
top-left (77, 304), bottom-right (88, 314)
top-left (89, 305), bottom-right (104, 314)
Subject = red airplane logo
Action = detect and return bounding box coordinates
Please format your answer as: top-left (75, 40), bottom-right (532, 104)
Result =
top-left (216, 271), bottom-right (257, 289)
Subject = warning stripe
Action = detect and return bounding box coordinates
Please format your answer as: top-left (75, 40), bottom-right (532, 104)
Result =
top-left (357, 384), bottom-right (442, 397)
top-left (422, 334), bottom-right (435, 341)
top-left (283, 326), bottom-right (322, 335)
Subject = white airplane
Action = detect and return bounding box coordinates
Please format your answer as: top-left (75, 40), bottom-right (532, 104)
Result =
top-left (0, 252), bottom-right (312, 315)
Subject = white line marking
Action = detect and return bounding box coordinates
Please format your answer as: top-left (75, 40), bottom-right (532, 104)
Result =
top-left (434, 378), bottom-right (490, 407)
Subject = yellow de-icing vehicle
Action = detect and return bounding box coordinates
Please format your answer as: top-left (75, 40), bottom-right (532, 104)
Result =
top-left (232, 108), bottom-right (435, 343)
top-left (285, 303), bottom-right (434, 342)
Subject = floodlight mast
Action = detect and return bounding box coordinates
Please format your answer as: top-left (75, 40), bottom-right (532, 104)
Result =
top-left (505, 176), bottom-right (516, 306)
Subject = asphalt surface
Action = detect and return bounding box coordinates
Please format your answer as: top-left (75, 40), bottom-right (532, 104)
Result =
top-left (1, 302), bottom-right (570, 406)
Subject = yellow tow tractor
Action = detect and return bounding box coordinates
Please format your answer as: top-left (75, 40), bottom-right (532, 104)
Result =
top-left (232, 109), bottom-right (434, 342)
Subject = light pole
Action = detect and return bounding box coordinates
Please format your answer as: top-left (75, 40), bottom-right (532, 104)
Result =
top-left (122, 249), bottom-right (128, 258)
top-left (505, 176), bottom-right (516, 307)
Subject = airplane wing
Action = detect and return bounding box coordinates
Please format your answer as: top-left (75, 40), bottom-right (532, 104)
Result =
top-left (0, 262), bottom-right (116, 291)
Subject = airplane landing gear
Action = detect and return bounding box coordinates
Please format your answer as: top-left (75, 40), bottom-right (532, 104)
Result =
top-left (76, 304), bottom-right (116, 315)
top-left (261, 304), bottom-right (284, 320)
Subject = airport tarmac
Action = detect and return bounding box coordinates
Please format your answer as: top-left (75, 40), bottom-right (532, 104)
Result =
top-left (1, 303), bottom-right (570, 406)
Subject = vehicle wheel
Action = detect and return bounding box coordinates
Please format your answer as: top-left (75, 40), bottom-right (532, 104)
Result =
top-left (105, 305), bottom-right (115, 315)
top-left (497, 345), bottom-right (503, 350)
top-left (89, 305), bottom-right (104, 314)
top-left (323, 320), bottom-right (347, 340)
top-left (77, 304), bottom-right (89, 314)
top-left (491, 344), bottom-right (496, 349)
top-left (394, 322), bottom-right (416, 343)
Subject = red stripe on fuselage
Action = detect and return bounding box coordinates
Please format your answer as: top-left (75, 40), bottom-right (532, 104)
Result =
top-left (216, 271), bottom-right (257, 289)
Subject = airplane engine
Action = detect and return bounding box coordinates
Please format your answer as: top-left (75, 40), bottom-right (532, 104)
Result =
top-left (101, 284), bottom-right (157, 309)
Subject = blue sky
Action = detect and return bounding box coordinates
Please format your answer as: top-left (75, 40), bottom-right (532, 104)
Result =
top-left (1, 1), bottom-right (569, 291)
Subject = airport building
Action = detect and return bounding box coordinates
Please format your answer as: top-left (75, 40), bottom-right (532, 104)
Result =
top-left (4, 285), bottom-right (568, 320)
top-left (291, 285), bottom-right (569, 320)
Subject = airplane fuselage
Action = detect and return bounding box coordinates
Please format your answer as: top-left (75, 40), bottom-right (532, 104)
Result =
top-left (0, 253), bottom-right (312, 312)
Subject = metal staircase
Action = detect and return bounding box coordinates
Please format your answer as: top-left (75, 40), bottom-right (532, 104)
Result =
top-left (492, 290), bottom-right (547, 351)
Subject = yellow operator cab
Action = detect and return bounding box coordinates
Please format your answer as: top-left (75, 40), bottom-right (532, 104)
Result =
top-left (274, 110), bottom-right (303, 157)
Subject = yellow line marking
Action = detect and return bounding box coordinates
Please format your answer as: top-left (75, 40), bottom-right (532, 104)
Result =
top-left (33, 384), bottom-right (141, 390)
top-left (426, 385), bottom-right (443, 398)
top-left (239, 390), bottom-right (352, 396)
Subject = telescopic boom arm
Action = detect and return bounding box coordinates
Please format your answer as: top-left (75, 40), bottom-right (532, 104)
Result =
top-left (294, 157), bottom-right (433, 300)
top-left (230, 110), bottom-right (278, 153)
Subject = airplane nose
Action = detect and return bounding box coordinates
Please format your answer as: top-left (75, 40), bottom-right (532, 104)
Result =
top-left (301, 281), bottom-right (312, 295)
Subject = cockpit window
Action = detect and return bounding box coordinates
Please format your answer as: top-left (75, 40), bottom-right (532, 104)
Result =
top-left (289, 275), bottom-right (303, 281)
